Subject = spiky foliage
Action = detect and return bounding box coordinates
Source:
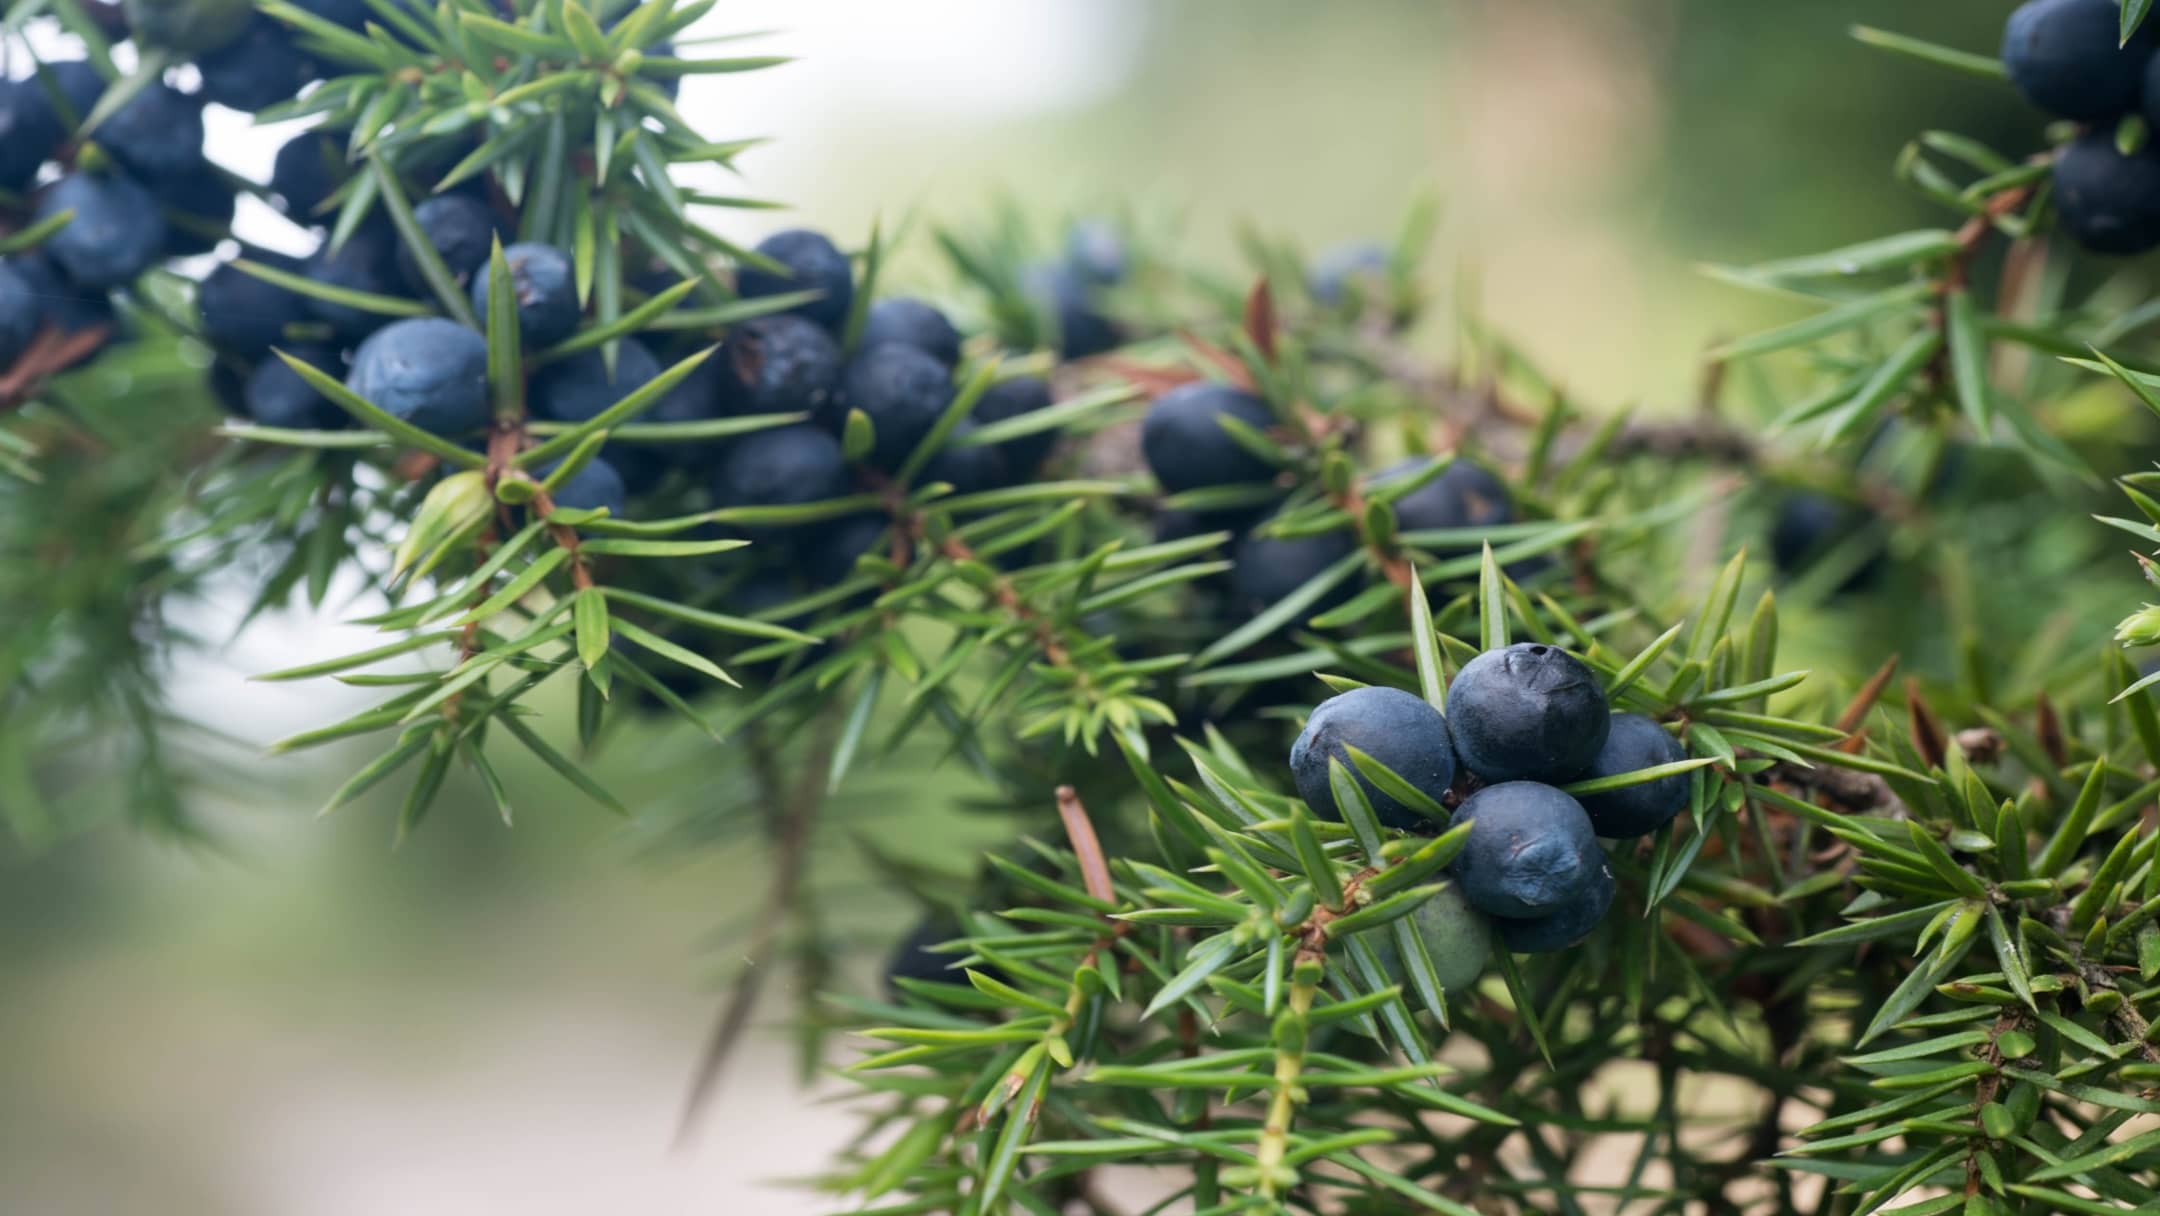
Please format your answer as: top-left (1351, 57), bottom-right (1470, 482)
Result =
top-left (7, 3), bottom-right (2160, 1214)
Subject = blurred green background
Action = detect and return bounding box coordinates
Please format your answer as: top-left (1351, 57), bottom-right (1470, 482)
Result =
top-left (1, 2), bottom-right (2056, 1211)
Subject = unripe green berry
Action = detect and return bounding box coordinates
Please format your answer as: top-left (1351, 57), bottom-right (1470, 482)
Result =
top-left (1362, 884), bottom-right (1493, 996)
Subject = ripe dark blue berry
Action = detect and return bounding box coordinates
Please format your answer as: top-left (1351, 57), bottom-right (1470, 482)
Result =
top-left (198, 257), bottom-right (305, 355)
top-left (1447, 643), bottom-right (1611, 784)
top-left (1230, 525), bottom-right (1358, 615)
top-left (0, 263), bottom-right (35, 369)
top-left (883, 917), bottom-right (965, 996)
top-left (397, 194), bottom-right (500, 294)
top-left (718, 571), bottom-right (819, 684)
top-left (36, 60), bottom-right (108, 125)
top-left (971, 375), bottom-right (1058, 475)
top-left (272, 129), bottom-right (345, 223)
top-left (93, 81), bottom-right (206, 182)
top-left (1152, 505), bottom-right (1248, 547)
top-left (804, 512), bottom-right (889, 585)
top-left (608, 352), bottom-right (732, 486)
top-left (156, 166), bottom-right (238, 258)
top-left (1375, 456), bottom-right (1512, 534)
top-left (2144, 49), bottom-right (2160, 127)
top-left (1141, 382), bottom-right (1277, 493)
top-left (722, 313), bottom-right (841, 418)
top-left (1065, 219), bottom-right (1128, 286)
top-left (1577, 713), bottom-right (1689, 839)
top-left (302, 222), bottom-right (404, 342)
top-left (2052, 131), bottom-right (2160, 255)
top-left (858, 297), bottom-right (961, 366)
top-left (645, 38), bottom-right (684, 100)
top-left (1290, 685), bottom-right (1456, 831)
top-left (603, 445), bottom-right (669, 499)
top-left (470, 242), bottom-right (581, 347)
top-left (737, 228), bottom-right (854, 331)
top-left (531, 338), bottom-right (661, 424)
top-left (840, 341), bottom-right (953, 471)
top-left (196, 16), bottom-right (319, 111)
top-left (244, 345), bottom-right (347, 430)
top-left (5, 61), bottom-right (105, 179)
top-left (1308, 241), bottom-right (1387, 307)
top-left (1770, 491), bottom-right (1885, 590)
top-left (8, 252), bottom-right (114, 351)
top-left (208, 359), bottom-right (248, 417)
top-left (347, 317), bottom-right (490, 435)
top-left (1447, 781), bottom-right (1607, 920)
top-left (0, 77), bottom-right (65, 190)
top-left (1026, 264), bottom-right (1117, 358)
top-left (710, 425), bottom-right (851, 528)
top-left (921, 422), bottom-right (1008, 495)
top-left (36, 172), bottom-right (167, 289)
top-left (1491, 860), bottom-right (1614, 953)
top-left (2003, 0), bottom-right (2150, 121)
top-left (542, 456), bottom-right (629, 518)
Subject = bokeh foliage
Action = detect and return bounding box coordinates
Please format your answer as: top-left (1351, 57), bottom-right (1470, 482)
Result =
top-left (7, 2), bottom-right (2160, 1214)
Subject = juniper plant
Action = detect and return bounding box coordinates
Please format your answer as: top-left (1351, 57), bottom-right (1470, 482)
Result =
top-left (7, 3), bottom-right (2160, 1214)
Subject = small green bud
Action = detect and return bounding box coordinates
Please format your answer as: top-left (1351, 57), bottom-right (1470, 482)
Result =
top-left (2116, 603), bottom-right (2160, 647)
top-left (1994, 1029), bottom-right (2036, 1061)
top-left (1979, 1101), bottom-right (2017, 1141)
top-left (2120, 113), bottom-right (2152, 158)
top-left (1276, 885), bottom-right (1316, 929)
top-left (394, 470), bottom-right (494, 579)
top-left (1362, 499), bottom-right (1397, 551)
top-left (495, 473), bottom-right (539, 505)
top-left (1321, 450), bottom-right (1354, 496)
top-left (843, 408), bottom-right (876, 462)
top-left (2082, 915), bottom-right (2109, 957)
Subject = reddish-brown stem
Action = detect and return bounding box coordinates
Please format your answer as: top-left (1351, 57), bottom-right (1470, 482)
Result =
top-left (0, 325), bottom-right (114, 412)
top-left (1057, 785), bottom-right (1114, 904)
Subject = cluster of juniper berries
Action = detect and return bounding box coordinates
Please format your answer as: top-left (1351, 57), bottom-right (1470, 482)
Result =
top-left (2005, 0), bottom-right (2160, 253)
top-left (1290, 644), bottom-right (1690, 981)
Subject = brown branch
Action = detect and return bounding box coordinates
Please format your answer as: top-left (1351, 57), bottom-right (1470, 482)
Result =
top-left (1767, 758), bottom-right (1903, 814)
top-left (934, 529), bottom-right (1071, 666)
top-left (672, 715), bottom-right (843, 1145)
top-left (1943, 180), bottom-right (2041, 293)
top-left (0, 325), bottom-right (113, 411)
